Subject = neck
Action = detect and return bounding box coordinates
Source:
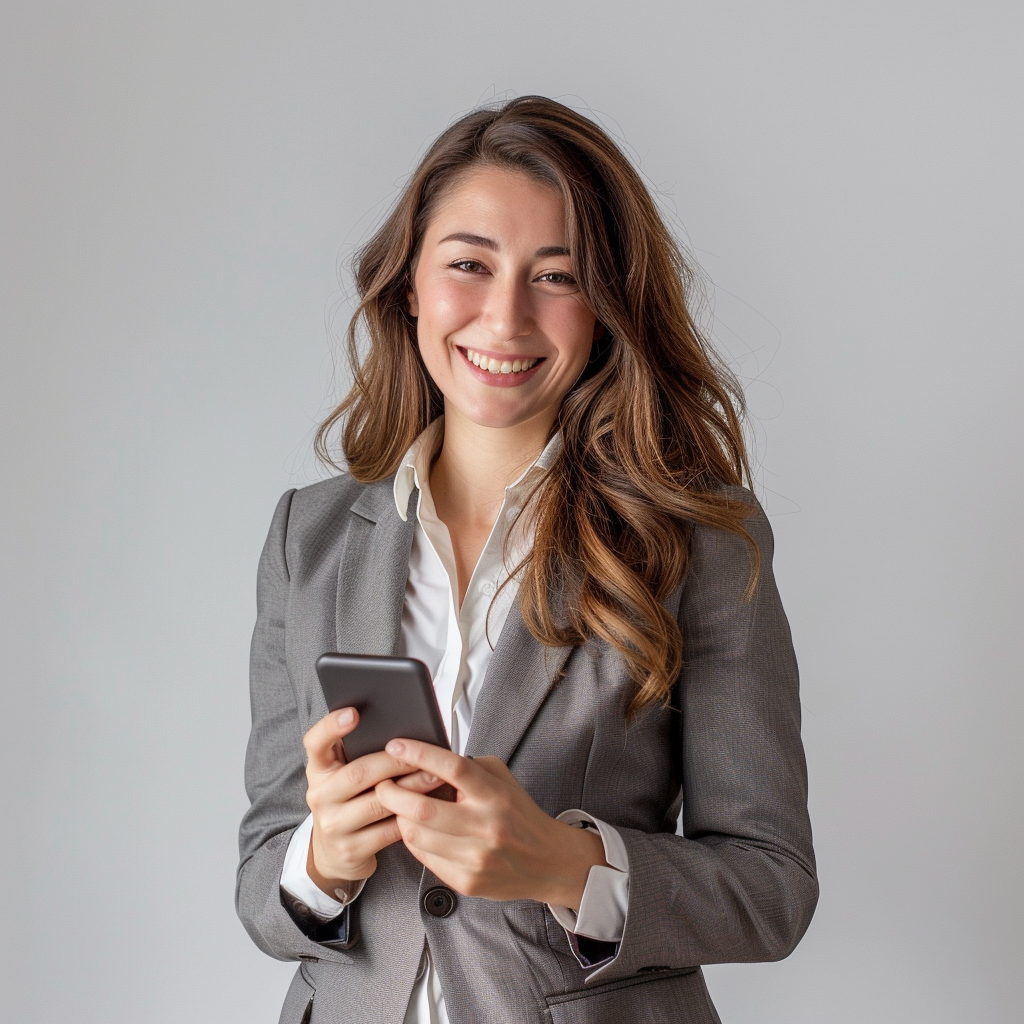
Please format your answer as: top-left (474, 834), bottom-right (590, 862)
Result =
top-left (430, 405), bottom-right (554, 528)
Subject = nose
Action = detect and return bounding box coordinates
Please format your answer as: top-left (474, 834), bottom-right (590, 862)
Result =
top-left (480, 274), bottom-right (534, 342)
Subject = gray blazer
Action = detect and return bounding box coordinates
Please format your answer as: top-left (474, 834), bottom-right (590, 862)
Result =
top-left (236, 472), bottom-right (817, 1024)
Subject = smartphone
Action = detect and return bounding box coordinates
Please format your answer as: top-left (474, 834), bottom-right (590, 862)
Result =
top-left (314, 652), bottom-right (451, 762)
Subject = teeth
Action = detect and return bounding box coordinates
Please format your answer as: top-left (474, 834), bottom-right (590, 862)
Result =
top-left (464, 349), bottom-right (538, 374)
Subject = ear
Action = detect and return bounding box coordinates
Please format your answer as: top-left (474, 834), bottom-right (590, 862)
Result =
top-left (407, 286), bottom-right (419, 319)
top-left (593, 321), bottom-right (605, 341)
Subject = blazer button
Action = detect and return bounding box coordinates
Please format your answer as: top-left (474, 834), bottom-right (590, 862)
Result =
top-left (423, 887), bottom-right (457, 918)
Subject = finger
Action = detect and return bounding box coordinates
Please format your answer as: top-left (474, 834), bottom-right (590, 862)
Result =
top-left (375, 778), bottom-right (467, 835)
top-left (394, 816), bottom-right (476, 862)
top-left (316, 785), bottom-right (396, 835)
top-left (383, 740), bottom-right (484, 797)
top-left (314, 749), bottom-right (423, 806)
top-left (303, 708), bottom-right (359, 772)
top-left (313, 815), bottom-right (405, 879)
top-left (353, 816), bottom-right (405, 858)
top-left (321, 778), bottom-right (442, 836)
top-left (394, 770), bottom-right (448, 794)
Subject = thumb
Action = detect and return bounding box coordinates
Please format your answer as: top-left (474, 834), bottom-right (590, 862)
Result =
top-left (303, 707), bottom-right (360, 772)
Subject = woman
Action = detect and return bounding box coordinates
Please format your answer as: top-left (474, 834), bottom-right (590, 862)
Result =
top-left (236, 95), bottom-right (817, 1024)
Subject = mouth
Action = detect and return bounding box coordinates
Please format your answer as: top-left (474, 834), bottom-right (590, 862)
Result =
top-left (460, 347), bottom-right (544, 376)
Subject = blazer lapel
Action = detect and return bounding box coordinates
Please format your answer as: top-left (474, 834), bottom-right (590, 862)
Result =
top-left (332, 474), bottom-right (572, 765)
top-left (334, 479), bottom-right (416, 659)
top-left (464, 604), bottom-right (574, 763)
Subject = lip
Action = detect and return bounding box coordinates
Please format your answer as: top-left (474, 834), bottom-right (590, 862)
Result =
top-left (456, 346), bottom-right (546, 387)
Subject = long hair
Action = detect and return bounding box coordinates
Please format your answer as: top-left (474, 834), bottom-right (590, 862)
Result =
top-left (316, 96), bottom-right (758, 713)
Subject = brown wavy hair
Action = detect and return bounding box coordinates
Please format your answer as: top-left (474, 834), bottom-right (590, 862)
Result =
top-left (316, 95), bottom-right (758, 713)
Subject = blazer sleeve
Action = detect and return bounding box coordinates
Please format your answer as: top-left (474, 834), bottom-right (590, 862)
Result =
top-left (588, 488), bottom-right (818, 982)
top-left (235, 489), bottom-right (355, 963)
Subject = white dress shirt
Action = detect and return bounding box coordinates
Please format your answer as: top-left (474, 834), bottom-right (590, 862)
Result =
top-left (280, 418), bottom-right (630, 1022)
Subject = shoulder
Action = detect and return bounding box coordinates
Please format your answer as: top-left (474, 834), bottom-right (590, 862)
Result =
top-left (265, 471), bottom-right (397, 574)
top-left (683, 481), bottom-right (774, 599)
top-left (287, 471), bottom-right (368, 521)
top-left (688, 480), bottom-right (769, 538)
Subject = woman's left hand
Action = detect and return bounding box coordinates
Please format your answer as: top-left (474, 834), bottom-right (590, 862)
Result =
top-left (374, 739), bottom-right (607, 909)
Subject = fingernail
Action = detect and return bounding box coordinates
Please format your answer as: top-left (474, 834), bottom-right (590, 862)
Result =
top-left (423, 773), bottom-right (437, 783)
top-left (337, 708), bottom-right (354, 727)
top-left (386, 740), bottom-right (404, 756)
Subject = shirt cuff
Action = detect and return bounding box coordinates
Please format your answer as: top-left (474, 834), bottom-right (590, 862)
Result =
top-left (279, 813), bottom-right (365, 922)
top-left (546, 810), bottom-right (629, 965)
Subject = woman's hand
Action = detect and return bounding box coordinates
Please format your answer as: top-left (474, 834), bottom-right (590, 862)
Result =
top-left (302, 709), bottom-right (445, 898)
top-left (374, 739), bottom-right (608, 909)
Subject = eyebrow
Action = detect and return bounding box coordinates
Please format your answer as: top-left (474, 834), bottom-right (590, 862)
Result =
top-left (437, 232), bottom-right (570, 259)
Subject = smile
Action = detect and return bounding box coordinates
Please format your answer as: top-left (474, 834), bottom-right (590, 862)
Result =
top-left (462, 348), bottom-right (542, 375)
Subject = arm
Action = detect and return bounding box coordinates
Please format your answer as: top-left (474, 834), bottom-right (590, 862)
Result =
top-left (236, 494), bottom-right (439, 958)
top-left (235, 489), bottom-right (354, 962)
top-left (587, 489), bottom-right (818, 982)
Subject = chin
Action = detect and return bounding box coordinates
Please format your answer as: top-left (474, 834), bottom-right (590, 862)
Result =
top-left (451, 398), bottom-right (542, 431)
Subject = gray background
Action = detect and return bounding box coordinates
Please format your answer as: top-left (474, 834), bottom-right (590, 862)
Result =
top-left (2, 2), bottom-right (1020, 1021)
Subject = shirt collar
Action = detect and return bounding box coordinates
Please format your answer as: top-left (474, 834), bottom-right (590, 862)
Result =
top-left (393, 417), bottom-right (562, 522)
top-left (393, 417), bottom-right (444, 521)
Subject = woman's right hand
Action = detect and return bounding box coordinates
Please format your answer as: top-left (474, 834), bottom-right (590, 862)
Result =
top-left (302, 707), bottom-right (443, 898)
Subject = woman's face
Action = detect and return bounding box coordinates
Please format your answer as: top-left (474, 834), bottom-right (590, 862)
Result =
top-left (408, 164), bottom-right (600, 434)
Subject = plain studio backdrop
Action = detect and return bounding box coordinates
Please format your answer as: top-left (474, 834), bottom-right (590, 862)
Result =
top-left (1, 2), bottom-right (1020, 1022)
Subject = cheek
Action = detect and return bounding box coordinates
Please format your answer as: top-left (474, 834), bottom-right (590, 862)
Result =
top-left (416, 287), bottom-right (474, 381)
top-left (418, 280), bottom-right (477, 334)
top-left (549, 306), bottom-right (597, 367)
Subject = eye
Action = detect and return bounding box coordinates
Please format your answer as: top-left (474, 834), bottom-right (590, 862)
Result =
top-left (536, 271), bottom-right (578, 287)
top-left (449, 259), bottom-right (488, 274)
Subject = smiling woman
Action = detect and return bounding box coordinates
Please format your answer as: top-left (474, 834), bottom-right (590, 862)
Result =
top-left (409, 166), bottom-right (599, 429)
top-left (236, 95), bottom-right (817, 1024)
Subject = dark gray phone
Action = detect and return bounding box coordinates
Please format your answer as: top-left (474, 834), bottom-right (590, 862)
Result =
top-left (314, 652), bottom-right (451, 762)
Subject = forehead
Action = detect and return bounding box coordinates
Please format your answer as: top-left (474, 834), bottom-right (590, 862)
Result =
top-left (425, 165), bottom-right (567, 244)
